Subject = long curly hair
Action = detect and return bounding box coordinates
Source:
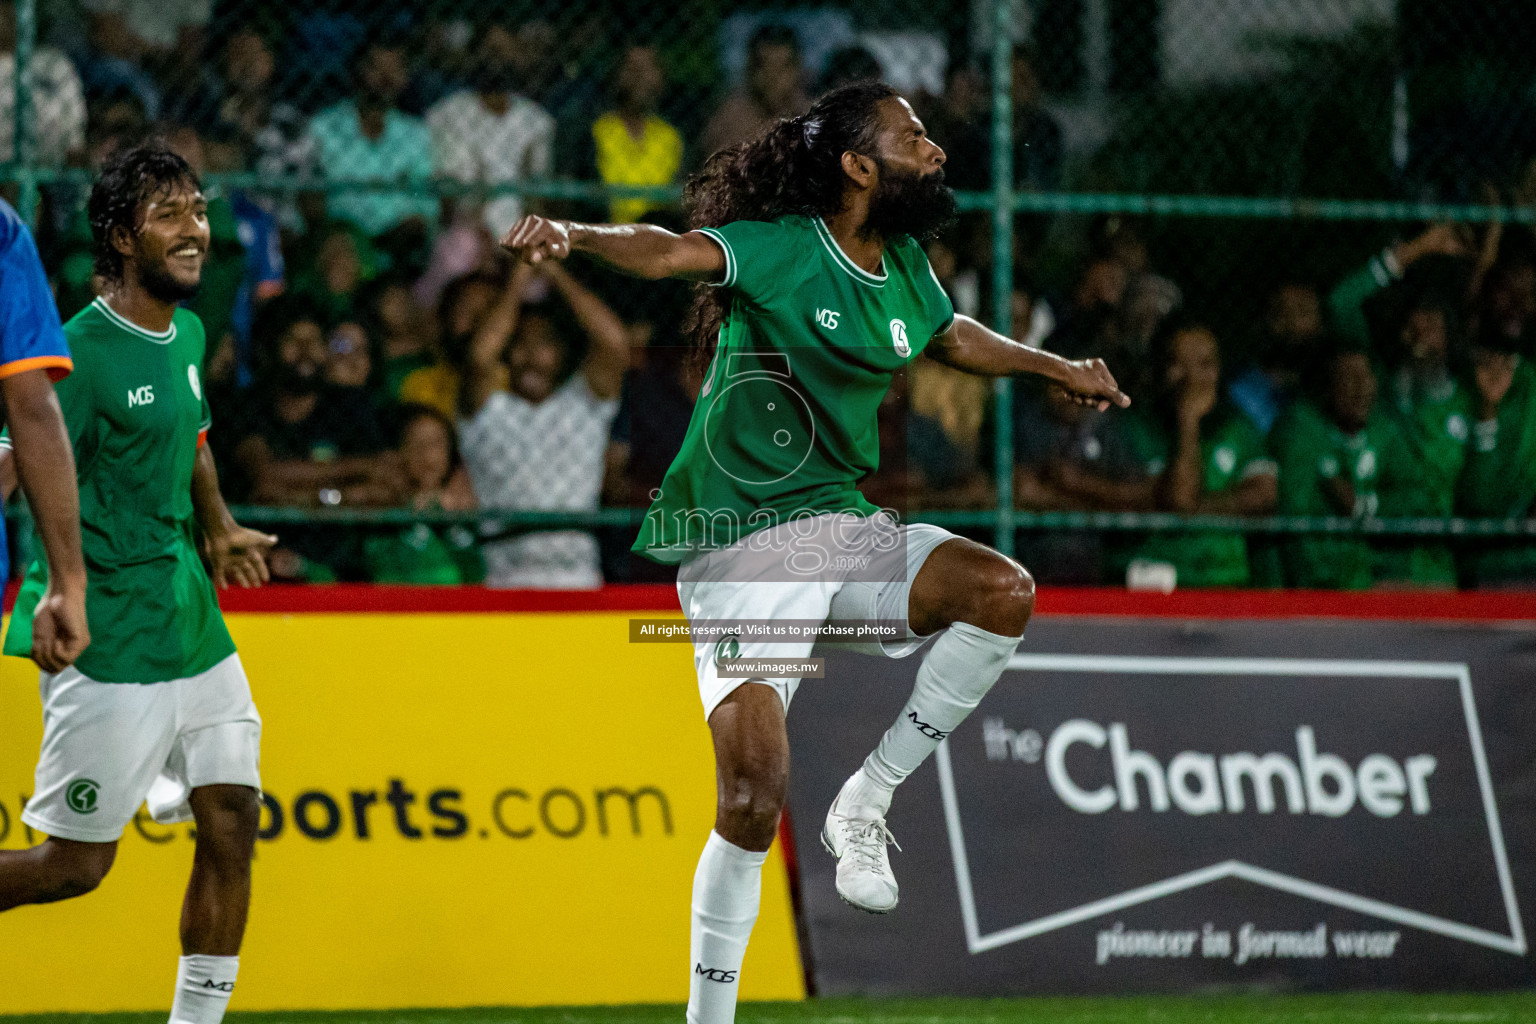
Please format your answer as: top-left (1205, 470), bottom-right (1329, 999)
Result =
top-left (682, 80), bottom-right (897, 363)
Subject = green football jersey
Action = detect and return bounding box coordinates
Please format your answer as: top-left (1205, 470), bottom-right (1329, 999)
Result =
top-left (633, 216), bottom-right (954, 562)
top-left (1385, 372), bottom-right (1473, 516)
top-left (1457, 361), bottom-right (1536, 586)
top-left (1270, 399), bottom-right (1411, 590)
top-left (4, 298), bottom-right (235, 683)
top-left (1121, 409), bottom-right (1275, 587)
top-left (1373, 372), bottom-right (1472, 586)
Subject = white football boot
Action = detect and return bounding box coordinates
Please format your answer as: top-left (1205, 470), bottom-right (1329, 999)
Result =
top-left (821, 781), bottom-right (902, 913)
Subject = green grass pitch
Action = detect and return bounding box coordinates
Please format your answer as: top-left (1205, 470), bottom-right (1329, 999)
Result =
top-left (7, 994), bottom-right (1536, 1024)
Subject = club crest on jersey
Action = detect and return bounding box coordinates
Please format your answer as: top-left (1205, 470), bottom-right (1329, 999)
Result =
top-left (889, 318), bottom-right (910, 357)
top-left (188, 364), bottom-right (202, 400)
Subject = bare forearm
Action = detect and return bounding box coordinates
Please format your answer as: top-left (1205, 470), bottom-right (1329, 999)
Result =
top-left (1157, 420), bottom-right (1205, 513)
top-left (930, 315), bottom-right (1076, 380)
top-left (1198, 474), bottom-right (1278, 516)
top-left (467, 263), bottom-right (530, 371)
top-left (568, 223), bottom-right (717, 281)
top-left (5, 384), bottom-right (84, 586)
top-left (1063, 474), bottom-right (1158, 511)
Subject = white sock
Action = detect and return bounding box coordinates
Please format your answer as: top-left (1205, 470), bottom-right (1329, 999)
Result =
top-left (846, 621), bottom-right (1023, 815)
top-left (168, 954), bottom-right (239, 1024)
top-left (688, 831), bottom-right (768, 1024)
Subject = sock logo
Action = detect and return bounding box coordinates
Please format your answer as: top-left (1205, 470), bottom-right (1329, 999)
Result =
top-left (906, 710), bottom-right (950, 741)
top-left (199, 979), bottom-right (236, 992)
top-left (694, 963), bottom-right (738, 983)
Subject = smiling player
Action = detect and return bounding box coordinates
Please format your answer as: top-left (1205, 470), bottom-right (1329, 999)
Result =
top-left (502, 81), bottom-right (1127, 1024)
top-left (0, 145), bottom-right (276, 1024)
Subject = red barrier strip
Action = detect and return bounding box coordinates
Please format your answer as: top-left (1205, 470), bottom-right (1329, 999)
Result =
top-left (202, 584), bottom-right (1533, 621)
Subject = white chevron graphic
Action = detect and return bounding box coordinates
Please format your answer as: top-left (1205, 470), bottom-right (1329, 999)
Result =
top-left (935, 654), bottom-right (1526, 957)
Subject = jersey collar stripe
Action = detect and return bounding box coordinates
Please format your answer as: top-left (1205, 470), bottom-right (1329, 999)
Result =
top-left (814, 217), bottom-right (887, 286)
top-left (91, 297), bottom-right (176, 343)
top-left (698, 228), bottom-right (737, 288)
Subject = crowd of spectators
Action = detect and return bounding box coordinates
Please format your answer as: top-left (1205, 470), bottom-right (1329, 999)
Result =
top-left (993, 218), bottom-right (1536, 591)
top-left (3, 3), bottom-right (1534, 589)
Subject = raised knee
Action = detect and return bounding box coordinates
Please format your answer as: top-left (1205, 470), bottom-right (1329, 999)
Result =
top-left (966, 558), bottom-right (1034, 635)
top-left (43, 842), bottom-right (113, 899)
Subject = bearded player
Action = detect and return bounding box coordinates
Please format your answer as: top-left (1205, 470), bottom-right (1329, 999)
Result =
top-left (0, 145), bottom-right (276, 1024)
top-left (503, 81), bottom-right (1128, 1024)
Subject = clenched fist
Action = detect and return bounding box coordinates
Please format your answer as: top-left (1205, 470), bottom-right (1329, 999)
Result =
top-left (501, 216), bottom-right (573, 264)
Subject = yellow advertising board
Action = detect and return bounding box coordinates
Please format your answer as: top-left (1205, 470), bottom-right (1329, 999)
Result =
top-left (0, 604), bottom-right (805, 1011)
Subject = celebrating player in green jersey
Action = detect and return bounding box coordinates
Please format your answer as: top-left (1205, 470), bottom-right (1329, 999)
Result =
top-left (502, 81), bottom-right (1127, 1024)
top-left (0, 146), bottom-right (275, 1024)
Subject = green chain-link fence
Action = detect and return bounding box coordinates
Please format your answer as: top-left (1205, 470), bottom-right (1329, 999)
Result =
top-left (3, 0), bottom-right (1535, 588)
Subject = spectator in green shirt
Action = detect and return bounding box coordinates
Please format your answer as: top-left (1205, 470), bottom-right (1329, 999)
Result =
top-left (1271, 344), bottom-right (1418, 589)
top-left (1373, 292), bottom-right (1472, 587)
top-left (1457, 336), bottom-right (1536, 587)
top-left (364, 405), bottom-right (484, 585)
top-left (1122, 320), bottom-right (1278, 587)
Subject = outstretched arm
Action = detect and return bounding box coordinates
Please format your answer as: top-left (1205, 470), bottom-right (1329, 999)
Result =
top-left (927, 314), bottom-right (1131, 411)
top-left (192, 443), bottom-right (277, 589)
top-left (2, 369), bottom-right (88, 671)
top-left (500, 215), bottom-right (725, 282)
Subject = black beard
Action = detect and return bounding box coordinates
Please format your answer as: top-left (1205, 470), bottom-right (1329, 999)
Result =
top-left (138, 258), bottom-right (201, 303)
top-left (862, 162), bottom-right (958, 245)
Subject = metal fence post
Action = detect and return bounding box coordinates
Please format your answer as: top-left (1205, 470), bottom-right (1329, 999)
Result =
top-left (13, 0), bottom-right (38, 227)
top-left (990, 0), bottom-right (1016, 557)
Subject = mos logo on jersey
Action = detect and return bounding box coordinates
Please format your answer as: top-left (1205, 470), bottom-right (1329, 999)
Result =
top-left (815, 308), bottom-right (840, 330)
top-left (890, 318), bottom-right (911, 357)
top-left (127, 384), bottom-right (155, 407)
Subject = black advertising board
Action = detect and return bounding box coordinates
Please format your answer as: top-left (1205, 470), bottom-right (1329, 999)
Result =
top-left (789, 617), bottom-right (1536, 994)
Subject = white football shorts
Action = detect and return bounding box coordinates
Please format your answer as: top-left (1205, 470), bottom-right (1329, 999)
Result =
top-left (22, 653), bottom-right (262, 843)
top-left (676, 512), bottom-right (957, 720)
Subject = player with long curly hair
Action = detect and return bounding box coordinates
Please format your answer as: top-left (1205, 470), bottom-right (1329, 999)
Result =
top-left (503, 80), bottom-right (1128, 1024)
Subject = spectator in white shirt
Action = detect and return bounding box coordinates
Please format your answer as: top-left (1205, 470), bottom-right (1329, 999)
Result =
top-left (427, 23), bottom-right (554, 241)
top-left (458, 260), bottom-right (629, 589)
top-left (0, 2), bottom-right (85, 167)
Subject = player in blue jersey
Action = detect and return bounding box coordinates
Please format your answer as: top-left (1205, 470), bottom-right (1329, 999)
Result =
top-left (0, 197), bottom-right (88, 672)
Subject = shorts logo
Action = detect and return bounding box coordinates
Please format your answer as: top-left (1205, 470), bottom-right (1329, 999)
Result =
top-left (65, 778), bottom-right (100, 814)
top-left (714, 635), bottom-right (741, 668)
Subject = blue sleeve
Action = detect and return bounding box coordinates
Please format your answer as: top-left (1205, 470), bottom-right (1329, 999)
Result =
top-left (0, 212), bottom-right (71, 382)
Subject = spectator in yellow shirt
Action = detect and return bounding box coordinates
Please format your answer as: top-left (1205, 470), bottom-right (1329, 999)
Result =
top-left (589, 45), bottom-right (683, 223)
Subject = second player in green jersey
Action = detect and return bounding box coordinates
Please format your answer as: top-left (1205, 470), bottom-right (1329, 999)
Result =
top-left (5, 299), bottom-right (233, 681)
top-left (0, 145), bottom-right (276, 1024)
